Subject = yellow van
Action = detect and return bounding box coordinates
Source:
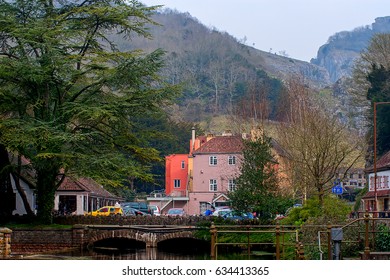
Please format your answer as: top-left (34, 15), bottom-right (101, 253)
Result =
top-left (86, 206), bottom-right (123, 216)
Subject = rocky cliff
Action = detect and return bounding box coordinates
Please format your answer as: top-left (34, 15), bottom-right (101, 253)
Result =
top-left (311, 16), bottom-right (390, 82)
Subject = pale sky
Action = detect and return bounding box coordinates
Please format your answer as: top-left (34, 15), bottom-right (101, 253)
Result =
top-left (140, 0), bottom-right (389, 62)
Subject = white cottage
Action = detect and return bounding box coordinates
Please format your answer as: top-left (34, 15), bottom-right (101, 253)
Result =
top-left (54, 177), bottom-right (122, 215)
top-left (363, 150), bottom-right (390, 215)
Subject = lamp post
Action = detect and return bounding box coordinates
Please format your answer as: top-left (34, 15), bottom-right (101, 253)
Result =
top-left (373, 101), bottom-right (390, 215)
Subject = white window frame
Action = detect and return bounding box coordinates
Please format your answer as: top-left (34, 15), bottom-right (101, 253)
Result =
top-left (181, 160), bottom-right (185, 169)
top-left (228, 155), bottom-right (236, 165)
top-left (209, 156), bottom-right (217, 166)
top-left (174, 179), bottom-right (181, 188)
top-left (209, 179), bottom-right (217, 191)
top-left (228, 179), bottom-right (236, 192)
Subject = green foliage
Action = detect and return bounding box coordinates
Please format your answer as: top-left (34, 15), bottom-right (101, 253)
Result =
top-left (375, 223), bottom-right (390, 251)
top-left (0, 0), bottom-right (177, 223)
top-left (366, 64), bottom-right (390, 156)
top-left (228, 135), bottom-right (283, 218)
top-left (353, 187), bottom-right (368, 212)
top-left (281, 196), bottom-right (351, 226)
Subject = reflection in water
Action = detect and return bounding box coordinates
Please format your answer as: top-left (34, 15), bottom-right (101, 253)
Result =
top-left (80, 237), bottom-right (211, 260)
top-left (67, 246), bottom-right (209, 260)
top-left (33, 238), bottom-right (273, 260)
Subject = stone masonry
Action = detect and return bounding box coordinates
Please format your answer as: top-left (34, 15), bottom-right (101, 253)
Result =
top-left (0, 227), bottom-right (12, 259)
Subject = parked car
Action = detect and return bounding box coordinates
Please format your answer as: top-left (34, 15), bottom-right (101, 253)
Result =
top-left (85, 206), bottom-right (123, 216)
top-left (223, 211), bottom-right (254, 220)
top-left (212, 208), bottom-right (232, 217)
top-left (123, 207), bottom-right (148, 216)
top-left (166, 208), bottom-right (185, 217)
top-left (122, 202), bottom-right (153, 215)
top-left (149, 205), bottom-right (161, 216)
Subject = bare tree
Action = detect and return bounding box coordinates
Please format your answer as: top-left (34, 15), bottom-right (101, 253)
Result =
top-left (277, 77), bottom-right (365, 206)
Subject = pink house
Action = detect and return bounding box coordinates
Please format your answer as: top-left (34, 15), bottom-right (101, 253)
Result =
top-left (188, 135), bottom-right (243, 215)
top-left (147, 129), bottom-right (246, 215)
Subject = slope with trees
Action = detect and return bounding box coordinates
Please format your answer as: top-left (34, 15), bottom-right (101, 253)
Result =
top-left (351, 33), bottom-right (390, 165)
top-left (117, 9), bottom-right (330, 124)
top-left (276, 78), bottom-right (365, 206)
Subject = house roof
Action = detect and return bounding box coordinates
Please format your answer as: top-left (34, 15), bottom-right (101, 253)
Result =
top-left (191, 135), bottom-right (289, 161)
top-left (365, 150), bottom-right (390, 173)
top-left (192, 135), bottom-right (244, 154)
top-left (57, 176), bottom-right (118, 199)
top-left (363, 189), bottom-right (390, 199)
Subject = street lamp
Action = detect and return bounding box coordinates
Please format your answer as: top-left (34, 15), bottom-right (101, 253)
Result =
top-left (373, 101), bottom-right (390, 214)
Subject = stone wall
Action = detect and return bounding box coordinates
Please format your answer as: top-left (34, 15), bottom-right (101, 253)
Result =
top-left (10, 225), bottom-right (85, 255)
top-left (0, 228), bottom-right (12, 259)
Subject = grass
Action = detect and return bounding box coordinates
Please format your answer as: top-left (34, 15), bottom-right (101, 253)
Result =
top-left (1, 222), bottom-right (72, 230)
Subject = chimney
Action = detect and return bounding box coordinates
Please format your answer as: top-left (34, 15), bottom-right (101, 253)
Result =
top-left (191, 126), bottom-right (195, 152)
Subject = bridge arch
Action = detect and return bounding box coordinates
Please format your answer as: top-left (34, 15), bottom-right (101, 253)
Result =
top-left (87, 229), bottom-right (154, 248)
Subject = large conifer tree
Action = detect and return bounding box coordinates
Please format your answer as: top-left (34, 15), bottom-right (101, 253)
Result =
top-left (0, 0), bottom-right (176, 223)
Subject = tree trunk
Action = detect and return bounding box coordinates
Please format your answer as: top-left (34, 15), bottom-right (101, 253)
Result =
top-left (36, 166), bottom-right (59, 224)
top-left (0, 144), bottom-right (14, 220)
top-left (318, 184), bottom-right (324, 208)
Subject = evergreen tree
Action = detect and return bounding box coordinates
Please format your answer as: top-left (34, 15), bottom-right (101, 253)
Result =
top-left (366, 64), bottom-right (390, 156)
top-left (228, 134), bottom-right (280, 218)
top-left (0, 0), bottom-right (177, 223)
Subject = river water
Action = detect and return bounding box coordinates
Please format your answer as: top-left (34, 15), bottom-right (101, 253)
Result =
top-left (29, 247), bottom-right (275, 260)
top-left (71, 247), bottom-right (210, 260)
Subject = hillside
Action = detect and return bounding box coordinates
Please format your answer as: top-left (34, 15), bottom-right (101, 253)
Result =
top-left (112, 10), bottom-right (331, 124)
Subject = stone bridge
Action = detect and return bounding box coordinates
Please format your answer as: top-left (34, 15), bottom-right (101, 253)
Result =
top-left (84, 225), bottom-right (203, 248)
top-left (6, 224), bottom-right (206, 257)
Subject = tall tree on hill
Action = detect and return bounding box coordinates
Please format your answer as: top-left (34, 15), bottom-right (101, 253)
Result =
top-left (0, 0), bottom-right (177, 223)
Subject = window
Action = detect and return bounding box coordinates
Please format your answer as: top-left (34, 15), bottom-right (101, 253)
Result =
top-left (228, 155), bottom-right (236, 165)
top-left (228, 179), bottom-right (236, 192)
top-left (209, 179), bottom-right (217, 191)
top-left (350, 173), bottom-right (354, 179)
top-left (181, 161), bottom-right (185, 169)
top-left (174, 179), bottom-right (181, 188)
top-left (209, 156), bottom-right (217, 166)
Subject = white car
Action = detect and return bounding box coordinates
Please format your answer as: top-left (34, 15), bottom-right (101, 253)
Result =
top-left (212, 208), bottom-right (232, 217)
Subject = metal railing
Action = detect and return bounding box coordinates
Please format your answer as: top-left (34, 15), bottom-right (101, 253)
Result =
top-left (209, 212), bottom-right (390, 260)
top-left (209, 224), bottom-right (302, 260)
